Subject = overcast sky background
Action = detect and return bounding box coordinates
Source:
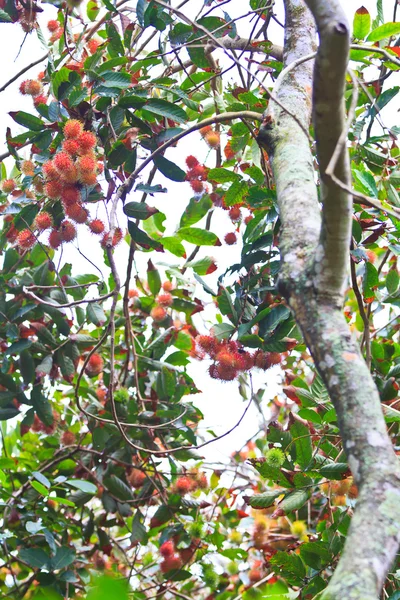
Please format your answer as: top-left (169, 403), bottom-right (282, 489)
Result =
top-left (0, 0), bottom-right (397, 464)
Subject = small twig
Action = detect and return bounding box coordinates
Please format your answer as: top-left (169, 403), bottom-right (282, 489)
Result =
top-left (0, 53), bottom-right (48, 93)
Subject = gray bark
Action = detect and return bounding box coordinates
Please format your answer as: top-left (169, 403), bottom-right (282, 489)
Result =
top-left (258, 1), bottom-right (400, 598)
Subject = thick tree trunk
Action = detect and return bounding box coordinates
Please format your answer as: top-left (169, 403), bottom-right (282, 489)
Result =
top-left (258, 1), bottom-right (400, 598)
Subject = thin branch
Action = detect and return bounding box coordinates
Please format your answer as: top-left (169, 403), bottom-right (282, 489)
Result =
top-left (0, 53), bottom-right (48, 93)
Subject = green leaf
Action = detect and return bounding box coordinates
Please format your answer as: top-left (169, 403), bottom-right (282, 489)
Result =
top-left (30, 480), bottom-right (49, 496)
top-left (144, 98), bottom-right (187, 123)
top-left (87, 303), bottom-right (107, 326)
top-left (300, 542), bottom-right (331, 570)
top-left (367, 22), bottom-right (400, 42)
top-left (319, 463), bottom-right (349, 478)
top-left (66, 479), bottom-right (97, 494)
top-left (187, 257), bottom-right (217, 276)
top-left (153, 155), bottom-right (186, 182)
top-left (180, 195), bottom-right (212, 228)
top-left (50, 547), bottom-right (75, 571)
top-left (178, 227), bottom-right (220, 246)
top-left (33, 471), bottom-right (51, 488)
top-left (9, 111), bottom-right (44, 131)
top-left (147, 260), bottom-right (161, 295)
top-left (86, 575), bottom-right (129, 600)
top-left (31, 385), bottom-right (53, 426)
top-left (386, 269), bottom-right (399, 295)
top-left (19, 548), bottom-right (50, 569)
top-left (161, 237), bottom-right (187, 258)
top-left (245, 489), bottom-right (284, 509)
top-left (279, 489), bottom-right (309, 513)
top-left (128, 220), bottom-right (163, 251)
top-left (353, 6), bottom-right (371, 40)
top-left (131, 510), bottom-right (148, 543)
top-left (124, 201), bottom-right (159, 220)
top-left (19, 350), bottom-right (35, 384)
top-left (0, 406), bottom-right (20, 420)
top-left (100, 71), bottom-right (132, 89)
top-left (106, 21), bottom-right (125, 56)
top-left (207, 168), bottom-right (240, 183)
top-left (103, 475), bottom-right (134, 500)
top-left (224, 179), bottom-right (248, 206)
top-left (290, 421), bottom-right (313, 470)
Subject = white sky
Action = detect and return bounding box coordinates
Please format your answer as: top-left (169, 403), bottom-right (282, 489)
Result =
top-left (0, 0), bottom-right (397, 462)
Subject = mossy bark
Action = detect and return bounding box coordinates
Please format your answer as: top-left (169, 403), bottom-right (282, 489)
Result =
top-left (258, 1), bottom-right (400, 598)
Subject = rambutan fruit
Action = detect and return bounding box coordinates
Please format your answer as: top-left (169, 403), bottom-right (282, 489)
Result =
top-left (19, 80), bottom-right (29, 95)
top-left (25, 80), bottom-right (43, 97)
top-left (65, 203), bottom-right (88, 224)
top-left (17, 228), bottom-right (36, 249)
top-left (42, 160), bottom-right (58, 180)
top-left (48, 228), bottom-right (63, 249)
top-left (77, 154), bottom-right (96, 172)
top-left (21, 160), bottom-right (35, 176)
top-left (85, 353), bottom-right (104, 376)
top-left (174, 476), bottom-right (192, 495)
top-left (229, 206), bottom-right (241, 222)
top-left (79, 170), bottom-right (97, 185)
top-left (49, 30), bottom-right (63, 43)
top-left (185, 155), bottom-right (199, 169)
top-left (1, 179), bottom-right (16, 194)
top-left (248, 568), bottom-right (263, 583)
top-left (224, 141), bottom-right (236, 160)
top-left (216, 363), bottom-right (237, 381)
top-left (59, 166), bottom-right (78, 184)
top-left (62, 139), bottom-right (80, 156)
top-left (199, 125), bottom-right (212, 136)
top-left (190, 179), bottom-right (204, 193)
top-left (61, 430), bottom-right (76, 445)
top-left (54, 151), bottom-right (74, 173)
top-left (34, 211), bottom-right (53, 231)
top-left (232, 351), bottom-right (253, 371)
top-left (269, 352), bottom-right (282, 365)
top-left (88, 219), bottom-right (105, 234)
top-left (204, 130), bottom-right (220, 148)
top-left (47, 19), bottom-right (60, 32)
top-left (190, 164), bottom-right (208, 180)
top-left (33, 94), bottom-right (48, 107)
top-left (196, 335), bottom-right (217, 355)
top-left (208, 364), bottom-right (220, 379)
top-left (127, 467), bottom-right (146, 488)
top-left (150, 305), bottom-right (167, 323)
top-left (64, 119), bottom-right (83, 139)
top-left (160, 554), bottom-right (183, 574)
top-left (162, 280), bottom-right (173, 291)
top-left (87, 38), bottom-right (100, 54)
top-left (61, 185), bottom-right (81, 205)
top-left (215, 349), bottom-right (235, 368)
top-left (44, 180), bottom-right (63, 199)
top-left (160, 540), bottom-right (175, 558)
top-left (77, 131), bottom-right (97, 153)
top-left (224, 232), bottom-right (237, 245)
top-left (253, 351), bottom-right (272, 370)
top-left (157, 293), bottom-right (173, 307)
top-left (244, 214), bottom-right (254, 225)
top-left (60, 220), bottom-right (77, 242)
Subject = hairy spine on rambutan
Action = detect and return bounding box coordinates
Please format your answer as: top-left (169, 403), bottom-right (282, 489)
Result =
top-left (44, 180), bottom-right (63, 199)
top-left (64, 119), bottom-right (83, 139)
top-left (34, 211), bottom-right (53, 231)
top-left (61, 185), bottom-right (81, 205)
top-left (185, 155), bottom-right (199, 169)
top-left (88, 219), bottom-right (105, 234)
top-left (62, 139), bottom-right (80, 156)
top-left (85, 353), bottom-right (104, 376)
top-left (77, 131), bottom-right (97, 153)
top-left (79, 171), bottom-right (97, 185)
top-left (17, 229), bottom-right (36, 249)
top-left (54, 152), bottom-right (74, 173)
top-left (21, 160), bottom-right (35, 176)
top-left (77, 155), bottom-right (96, 173)
top-left (60, 220), bottom-right (77, 242)
top-left (1, 179), bottom-right (17, 193)
top-left (48, 229), bottom-right (63, 249)
top-left (150, 305), bottom-right (167, 323)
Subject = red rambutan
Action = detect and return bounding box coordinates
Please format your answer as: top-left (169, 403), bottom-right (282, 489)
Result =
top-left (62, 139), bottom-right (80, 156)
top-left (204, 130), bottom-right (220, 148)
top-left (17, 228), bottom-right (36, 249)
top-left (156, 293), bottom-right (173, 307)
top-left (25, 80), bottom-right (43, 97)
top-left (34, 211), bottom-right (53, 231)
top-left (64, 119), bottom-right (83, 139)
top-left (1, 179), bottom-right (16, 194)
top-left (54, 151), bottom-right (74, 173)
top-left (229, 206), bottom-right (241, 222)
top-left (224, 232), bottom-right (237, 245)
top-left (199, 125), bottom-right (212, 137)
top-left (77, 131), bottom-right (97, 153)
top-left (190, 179), bottom-right (204, 194)
top-left (60, 220), bottom-right (77, 242)
top-left (174, 476), bottom-right (192, 495)
top-left (160, 554), bottom-right (183, 574)
top-left (61, 430), bottom-right (76, 445)
top-left (85, 353), bottom-right (104, 376)
top-left (77, 154), bottom-right (96, 173)
top-left (48, 228), bottom-right (63, 249)
top-left (33, 94), bottom-right (48, 107)
top-left (47, 19), bottom-right (60, 33)
top-left (185, 155), bottom-right (199, 169)
top-left (44, 180), bottom-right (63, 199)
top-left (61, 185), bottom-right (81, 205)
top-left (21, 160), bottom-right (35, 176)
top-left (79, 170), bottom-right (97, 185)
top-left (88, 219), bottom-right (105, 234)
top-left (150, 305), bottom-right (167, 323)
top-left (160, 540), bottom-right (175, 558)
top-left (65, 203), bottom-right (88, 224)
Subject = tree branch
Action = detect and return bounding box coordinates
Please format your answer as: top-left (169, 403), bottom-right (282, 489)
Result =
top-left (258, 1), bottom-right (400, 599)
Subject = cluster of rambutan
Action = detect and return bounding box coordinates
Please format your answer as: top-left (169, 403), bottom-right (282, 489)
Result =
top-left (15, 119), bottom-right (113, 251)
top-left (149, 286), bottom-right (175, 323)
top-left (171, 470), bottom-right (208, 496)
top-left (159, 539), bottom-right (183, 573)
top-left (196, 335), bottom-right (281, 381)
top-left (46, 19), bottom-right (63, 43)
top-left (185, 155), bottom-right (208, 194)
